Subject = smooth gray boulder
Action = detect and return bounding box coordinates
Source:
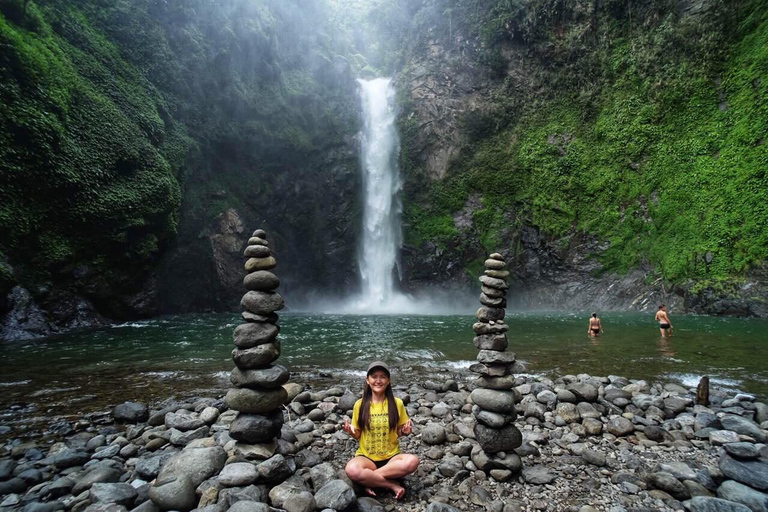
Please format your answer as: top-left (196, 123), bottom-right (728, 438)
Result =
top-left (314, 480), bottom-right (355, 510)
top-left (718, 480), bottom-right (768, 512)
top-left (685, 496), bottom-right (752, 512)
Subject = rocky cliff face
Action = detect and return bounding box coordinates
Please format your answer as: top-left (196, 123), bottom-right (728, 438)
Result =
top-left (394, 0), bottom-right (768, 316)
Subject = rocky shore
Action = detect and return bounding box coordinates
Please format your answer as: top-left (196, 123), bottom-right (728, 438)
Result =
top-left (1, 370), bottom-right (767, 512)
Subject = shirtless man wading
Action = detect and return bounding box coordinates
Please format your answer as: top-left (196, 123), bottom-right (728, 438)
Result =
top-left (655, 304), bottom-right (673, 337)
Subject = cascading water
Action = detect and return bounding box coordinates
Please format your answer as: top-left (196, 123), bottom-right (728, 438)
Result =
top-left (357, 78), bottom-right (403, 309)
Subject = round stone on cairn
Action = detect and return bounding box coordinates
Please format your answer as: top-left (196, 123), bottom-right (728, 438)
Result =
top-left (470, 253), bottom-right (522, 481)
top-left (225, 229), bottom-right (289, 456)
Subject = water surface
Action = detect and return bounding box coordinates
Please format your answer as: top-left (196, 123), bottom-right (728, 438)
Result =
top-left (1, 312), bottom-right (766, 435)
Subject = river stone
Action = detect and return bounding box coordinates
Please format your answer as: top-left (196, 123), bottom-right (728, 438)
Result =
top-left (469, 362), bottom-right (511, 377)
top-left (228, 501), bottom-right (270, 512)
top-left (479, 293), bottom-right (505, 307)
top-left (685, 496), bottom-right (753, 512)
top-left (113, 402), bottom-right (149, 423)
top-left (244, 256), bottom-right (276, 272)
top-left (156, 446), bottom-right (226, 488)
top-left (721, 415), bottom-right (766, 442)
top-left (604, 388), bottom-right (632, 402)
top-left (426, 504), bottom-right (462, 512)
top-left (232, 342), bottom-right (281, 369)
top-left (471, 389), bottom-right (515, 414)
top-left (233, 322), bottom-right (280, 349)
top-left (711, 430), bottom-right (741, 445)
top-left (660, 462), bottom-right (698, 482)
top-left (576, 402), bottom-right (601, 419)
top-left (165, 412), bottom-right (205, 431)
top-left (476, 350), bottom-right (515, 365)
top-left (90, 483), bottom-right (137, 507)
top-left (234, 440), bottom-right (277, 460)
top-left (479, 275), bottom-right (509, 290)
top-left (523, 466), bottom-right (556, 485)
top-left (474, 408), bottom-right (510, 428)
top-left (723, 442), bottom-right (760, 460)
top-left (476, 307), bottom-right (505, 322)
top-left (243, 271), bottom-right (280, 292)
top-left (484, 269), bottom-right (510, 279)
top-left (226, 387), bottom-right (287, 414)
top-left (149, 474), bottom-right (196, 511)
top-left (606, 417), bottom-right (635, 436)
top-left (244, 245), bottom-right (271, 258)
top-left (242, 311), bottom-right (279, 323)
top-left (475, 424), bottom-right (521, 453)
top-left (219, 462), bottom-right (259, 487)
top-left (475, 374), bottom-right (516, 390)
top-left (472, 322), bottom-right (509, 335)
top-left (52, 449), bottom-right (90, 469)
top-left (258, 454), bottom-right (292, 483)
top-left (249, 235), bottom-right (268, 244)
top-left (231, 365), bottom-right (290, 389)
top-left (567, 383), bottom-right (598, 402)
top-left (719, 454), bottom-right (768, 490)
top-left (556, 403), bottom-right (581, 423)
top-left (230, 410), bottom-right (283, 443)
top-left (170, 426), bottom-right (209, 446)
top-left (314, 480), bottom-right (355, 510)
top-left (241, 291), bottom-right (284, 315)
top-left (484, 258), bottom-right (506, 270)
top-left (481, 285), bottom-right (505, 298)
top-left (649, 471), bottom-right (691, 500)
top-left (717, 480), bottom-right (768, 512)
top-left (422, 423), bottom-right (447, 445)
top-left (72, 466), bottom-right (122, 495)
top-left (473, 334), bottom-right (508, 351)
top-left (282, 492), bottom-right (315, 512)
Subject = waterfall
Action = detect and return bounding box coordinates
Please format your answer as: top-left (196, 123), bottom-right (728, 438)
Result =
top-left (357, 78), bottom-right (402, 308)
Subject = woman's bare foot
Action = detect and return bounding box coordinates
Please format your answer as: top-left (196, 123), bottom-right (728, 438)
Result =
top-left (393, 484), bottom-right (406, 500)
top-left (365, 487), bottom-right (377, 497)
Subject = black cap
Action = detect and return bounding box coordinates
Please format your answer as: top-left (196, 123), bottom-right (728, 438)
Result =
top-left (366, 361), bottom-right (390, 377)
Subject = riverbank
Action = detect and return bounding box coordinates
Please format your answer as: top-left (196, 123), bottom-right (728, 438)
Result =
top-left (1, 370), bottom-right (767, 512)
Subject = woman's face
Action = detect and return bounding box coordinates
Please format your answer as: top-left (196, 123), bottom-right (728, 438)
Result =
top-left (366, 370), bottom-right (390, 394)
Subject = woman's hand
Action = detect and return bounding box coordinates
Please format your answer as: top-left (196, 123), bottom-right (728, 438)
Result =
top-left (343, 417), bottom-right (359, 438)
top-left (398, 419), bottom-right (413, 437)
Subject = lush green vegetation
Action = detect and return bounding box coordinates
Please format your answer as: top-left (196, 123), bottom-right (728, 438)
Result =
top-left (400, 0), bottom-right (768, 282)
top-left (0, 0), bottom-right (359, 301)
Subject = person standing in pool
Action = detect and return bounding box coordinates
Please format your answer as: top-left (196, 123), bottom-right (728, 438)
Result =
top-left (587, 312), bottom-right (603, 336)
top-left (343, 361), bottom-right (419, 500)
top-left (655, 304), bottom-right (673, 337)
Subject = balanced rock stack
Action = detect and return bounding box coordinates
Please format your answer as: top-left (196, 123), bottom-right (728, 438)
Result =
top-left (225, 229), bottom-right (289, 458)
top-left (469, 252), bottom-right (523, 482)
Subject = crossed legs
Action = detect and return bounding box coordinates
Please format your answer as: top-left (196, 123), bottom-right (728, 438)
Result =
top-left (345, 454), bottom-right (419, 499)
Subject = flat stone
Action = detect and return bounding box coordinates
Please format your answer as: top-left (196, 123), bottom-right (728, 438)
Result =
top-left (243, 271), bottom-right (280, 292)
top-left (165, 412), bottom-right (205, 431)
top-left (710, 430), bottom-right (741, 445)
top-left (648, 471), bottom-right (691, 500)
top-left (475, 374), bottom-right (516, 390)
top-left (242, 311), bottom-right (279, 323)
top-left (719, 454), bottom-right (768, 490)
top-left (473, 334), bottom-right (508, 351)
top-left (684, 496), bottom-right (752, 512)
top-left (475, 408), bottom-right (511, 428)
top-left (717, 480), bottom-right (768, 512)
top-left (230, 364), bottom-right (289, 389)
top-left (471, 389), bottom-right (515, 414)
top-left (469, 362), bottom-right (513, 377)
top-left (241, 291), bottom-right (284, 315)
top-left (233, 322), bottom-right (280, 349)
top-left (567, 383), bottom-right (598, 402)
top-left (472, 322), bottom-right (509, 335)
top-left (721, 415), bottom-right (766, 442)
top-left (232, 342), bottom-right (281, 369)
top-left (244, 256), bottom-right (276, 272)
top-left (476, 307), bottom-right (505, 322)
top-left (476, 350), bottom-right (516, 365)
top-left (485, 258), bottom-right (506, 270)
top-left (723, 442), bottom-right (761, 460)
top-left (219, 462), bottom-right (259, 487)
top-left (606, 417), bottom-right (635, 436)
top-left (234, 440), bottom-right (278, 460)
top-left (481, 285), bottom-right (506, 298)
top-left (244, 245), bottom-right (271, 258)
top-left (225, 387), bottom-right (287, 414)
top-left (89, 483), bottom-right (137, 507)
top-left (479, 275), bottom-right (508, 290)
top-left (249, 235), bottom-right (268, 244)
top-left (479, 293), bottom-right (505, 307)
top-left (149, 474), bottom-right (196, 511)
top-left (523, 466), bottom-right (556, 485)
top-left (113, 402), bottom-right (149, 423)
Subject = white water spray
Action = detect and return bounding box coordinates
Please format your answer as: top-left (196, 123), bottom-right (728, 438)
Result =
top-left (356, 78), bottom-right (403, 308)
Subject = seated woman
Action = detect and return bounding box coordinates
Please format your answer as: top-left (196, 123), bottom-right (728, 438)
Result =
top-left (343, 361), bottom-right (419, 499)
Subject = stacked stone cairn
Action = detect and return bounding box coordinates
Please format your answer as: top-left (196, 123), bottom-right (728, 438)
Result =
top-left (469, 252), bottom-right (523, 482)
top-left (225, 229), bottom-right (290, 459)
